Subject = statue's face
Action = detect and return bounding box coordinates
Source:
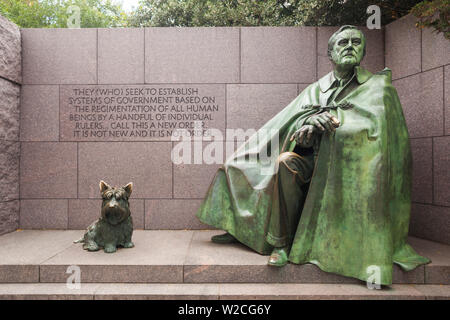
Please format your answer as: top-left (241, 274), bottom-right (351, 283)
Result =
top-left (330, 29), bottom-right (365, 67)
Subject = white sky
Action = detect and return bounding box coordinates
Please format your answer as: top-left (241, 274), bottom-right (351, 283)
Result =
top-left (120, 0), bottom-right (140, 13)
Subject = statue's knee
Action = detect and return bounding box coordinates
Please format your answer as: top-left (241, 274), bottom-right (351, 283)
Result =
top-left (276, 152), bottom-right (300, 173)
top-left (277, 152), bottom-right (298, 165)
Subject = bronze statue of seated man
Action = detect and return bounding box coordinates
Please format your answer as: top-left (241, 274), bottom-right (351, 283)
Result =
top-left (197, 25), bottom-right (429, 285)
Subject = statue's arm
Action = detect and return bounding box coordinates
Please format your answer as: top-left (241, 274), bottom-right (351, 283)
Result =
top-left (304, 111), bottom-right (340, 132)
top-left (290, 111), bottom-right (340, 148)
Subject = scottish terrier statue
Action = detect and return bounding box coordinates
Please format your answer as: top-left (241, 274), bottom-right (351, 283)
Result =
top-left (75, 181), bottom-right (134, 253)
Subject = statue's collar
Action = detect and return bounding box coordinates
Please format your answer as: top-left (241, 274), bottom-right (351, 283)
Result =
top-left (318, 66), bottom-right (372, 93)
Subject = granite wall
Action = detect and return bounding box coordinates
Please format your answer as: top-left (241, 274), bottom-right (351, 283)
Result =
top-left (386, 15), bottom-right (450, 245)
top-left (17, 26), bottom-right (384, 232)
top-left (0, 15), bottom-right (21, 235)
top-left (16, 19), bottom-right (449, 245)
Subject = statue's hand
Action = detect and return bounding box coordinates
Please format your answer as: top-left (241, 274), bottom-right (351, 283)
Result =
top-left (305, 111), bottom-right (340, 133)
top-left (290, 125), bottom-right (316, 147)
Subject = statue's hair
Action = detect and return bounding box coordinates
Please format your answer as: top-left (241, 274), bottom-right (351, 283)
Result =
top-left (327, 25), bottom-right (366, 58)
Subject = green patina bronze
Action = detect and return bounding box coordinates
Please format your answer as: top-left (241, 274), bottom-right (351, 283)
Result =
top-left (75, 181), bottom-right (134, 253)
top-left (196, 25), bottom-right (430, 285)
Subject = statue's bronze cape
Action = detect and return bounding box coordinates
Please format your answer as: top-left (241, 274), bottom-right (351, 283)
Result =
top-left (197, 66), bottom-right (430, 285)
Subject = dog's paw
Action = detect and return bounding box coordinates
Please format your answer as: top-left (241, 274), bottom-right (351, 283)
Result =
top-left (104, 244), bottom-right (117, 253)
top-left (83, 242), bottom-right (100, 251)
top-left (123, 241), bottom-right (134, 248)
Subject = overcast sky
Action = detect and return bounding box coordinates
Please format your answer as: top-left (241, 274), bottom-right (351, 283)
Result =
top-left (120, 0), bottom-right (140, 13)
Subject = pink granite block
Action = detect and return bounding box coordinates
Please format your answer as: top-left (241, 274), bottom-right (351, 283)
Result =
top-left (392, 265), bottom-right (425, 284)
top-left (317, 27), bottom-right (384, 78)
top-left (410, 204), bottom-right (450, 245)
top-left (78, 142), bottom-right (172, 198)
top-left (2, 231), bottom-right (83, 282)
top-left (413, 285), bottom-right (450, 299)
top-left (20, 142), bottom-right (77, 198)
top-left (40, 231), bottom-right (192, 283)
top-left (0, 141), bottom-right (19, 201)
top-left (317, 55), bottom-right (331, 80)
top-left (394, 68), bottom-right (443, 138)
top-left (0, 200), bottom-right (19, 235)
top-left (0, 78), bottom-right (20, 141)
top-left (317, 27), bottom-right (339, 59)
top-left (145, 27), bottom-right (239, 83)
top-left (297, 83), bottom-right (310, 95)
top-left (360, 53), bottom-right (385, 75)
top-left (0, 15), bottom-right (21, 84)
top-left (40, 264), bottom-right (182, 283)
top-left (184, 264), bottom-right (357, 284)
top-left (20, 199), bottom-right (68, 229)
top-left (385, 15), bottom-right (421, 80)
top-left (68, 199), bottom-right (144, 229)
top-left (94, 283), bottom-right (219, 300)
top-left (410, 138), bottom-right (433, 203)
top-left (445, 66), bottom-right (450, 135)
top-left (226, 84), bottom-right (298, 132)
top-left (21, 29), bottom-right (97, 84)
top-left (145, 199), bottom-right (211, 229)
top-left (425, 266), bottom-right (450, 285)
top-left (0, 230), bottom-right (82, 282)
top-left (433, 136), bottom-right (450, 206)
top-left (0, 265), bottom-right (39, 283)
top-left (241, 27), bottom-right (316, 83)
top-left (219, 283), bottom-right (426, 300)
top-left (67, 199), bottom-right (99, 229)
top-left (0, 230), bottom-right (82, 264)
top-left (20, 85), bottom-right (59, 141)
top-left (173, 162), bottom-right (221, 199)
top-left (98, 28), bottom-right (144, 84)
top-left (422, 27), bottom-right (450, 71)
top-left (409, 237), bottom-right (450, 284)
top-left (172, 137), bottom-right (227, 199)
top-left (0, 283), bottom-right (98, 299)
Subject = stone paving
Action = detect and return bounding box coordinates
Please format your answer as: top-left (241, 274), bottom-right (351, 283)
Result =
top-left (0, 230), bottom-right (448, 299)
top-left (0, 283), bottom-right (449, 300)
top-left (0, 230), bottom-right (449, 284)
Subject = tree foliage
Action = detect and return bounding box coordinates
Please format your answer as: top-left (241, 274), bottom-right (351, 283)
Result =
top-left (411, 0), bottom-right (450, 39)
top-left (128, 0), bottom-right (426, 27)
top-left (0, 0), bottom-right (127, 28)
top-left (1, 0), bottom-right (447, 40)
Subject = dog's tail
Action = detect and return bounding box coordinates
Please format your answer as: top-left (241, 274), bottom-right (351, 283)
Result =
top-left (73, 238), bottom-right (84, 244)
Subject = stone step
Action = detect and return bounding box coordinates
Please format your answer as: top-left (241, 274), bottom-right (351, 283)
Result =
top-left (0, 283), bottom-right (448, 300)
top-left (0, 230), bottom-right (448, 284)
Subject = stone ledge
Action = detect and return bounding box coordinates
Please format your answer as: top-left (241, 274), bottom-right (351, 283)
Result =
top-left (0, 230), bottom-right (448, 285)
top-left (0, 283), bottom-right (448, 300)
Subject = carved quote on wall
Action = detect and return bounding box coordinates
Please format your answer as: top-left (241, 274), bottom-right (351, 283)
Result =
top-left (60, 85), bottom-right (225, 141)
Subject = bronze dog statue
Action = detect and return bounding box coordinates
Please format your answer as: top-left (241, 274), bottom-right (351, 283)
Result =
top-left (75, 180), bottom-right (134, 253)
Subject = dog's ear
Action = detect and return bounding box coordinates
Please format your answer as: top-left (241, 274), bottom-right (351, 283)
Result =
top-left (99, 180), bottom-right (111, 193)
top-left (123, 182), bottom-right (133, 196)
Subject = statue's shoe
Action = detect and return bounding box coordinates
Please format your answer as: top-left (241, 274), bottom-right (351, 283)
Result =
top-left (211, 232), bottom-right (238, 244)
top-left (268, 247), bottom-right (288, 267)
